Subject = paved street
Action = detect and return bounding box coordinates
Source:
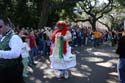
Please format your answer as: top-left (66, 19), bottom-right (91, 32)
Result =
top-left (26, 44), bottom-right (118, 83)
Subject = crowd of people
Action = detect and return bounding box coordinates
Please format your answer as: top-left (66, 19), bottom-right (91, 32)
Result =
top-left (0, 17), bottom-right (77, 83)
top-left (0, 16), bottom-right (125, 83)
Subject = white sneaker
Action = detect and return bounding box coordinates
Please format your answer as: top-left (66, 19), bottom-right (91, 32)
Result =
top-left (56, 71), bottom-right (64, 78)
top-left (64, 70), bottom-right (69, 79)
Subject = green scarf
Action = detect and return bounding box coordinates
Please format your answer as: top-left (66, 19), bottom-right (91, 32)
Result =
top-left (59, 36), bottom-right (64, 59)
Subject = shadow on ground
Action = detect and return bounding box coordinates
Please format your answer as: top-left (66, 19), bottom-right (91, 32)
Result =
top-left (26, 45), bottom-right (118, 83)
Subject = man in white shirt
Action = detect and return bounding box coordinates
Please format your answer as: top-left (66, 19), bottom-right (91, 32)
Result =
top-left (0, 17), bottom-right (24, 83)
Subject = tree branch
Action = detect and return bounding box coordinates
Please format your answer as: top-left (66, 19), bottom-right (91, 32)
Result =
top-left (98, 20), bottom-right (110, 30)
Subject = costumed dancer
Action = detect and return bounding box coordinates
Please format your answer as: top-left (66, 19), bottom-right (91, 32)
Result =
top-left (45, 20), bottom-right (76, 79)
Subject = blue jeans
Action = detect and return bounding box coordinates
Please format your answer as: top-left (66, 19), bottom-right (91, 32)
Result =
top-left (29, 48), bottom-right (37, 64)
top-left (94, 38), bottom-right (99, 47)
top-left (117, 58), bottom-right (125, 83)
top-left (42, 41), bottom-right (47, 56)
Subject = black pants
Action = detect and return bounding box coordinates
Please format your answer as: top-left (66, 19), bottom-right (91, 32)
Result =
top-left (0, 62), bottom-right (24, 83)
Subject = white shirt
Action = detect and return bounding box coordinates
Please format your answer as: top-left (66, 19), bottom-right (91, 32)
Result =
top-left (21, 42), bottom-right (30, 58)
top-left (0, 35), bottom-right (23, 59)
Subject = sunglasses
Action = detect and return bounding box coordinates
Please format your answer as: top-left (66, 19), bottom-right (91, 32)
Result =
top-left (0, 25), bottom-right (3, 28)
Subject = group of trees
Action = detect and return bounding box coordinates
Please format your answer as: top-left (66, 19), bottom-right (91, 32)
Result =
top-left (0, 0), bottom-right (42, 28)
top-left (0, 0), bottom-right (124, 30)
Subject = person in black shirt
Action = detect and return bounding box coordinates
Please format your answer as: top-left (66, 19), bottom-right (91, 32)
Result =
top-left (116, 32), bottom-right (125, 83)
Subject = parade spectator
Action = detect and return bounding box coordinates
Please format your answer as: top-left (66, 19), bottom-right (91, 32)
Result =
top-left (72, 28), bottom-right (78, 47)
top-left (93, 30), bottom-right (101, 47)
top-left (116, 30), bottom-right (125, 83)
top-left (37, 29), bottom-right (44, 55)
top-left (29, 31), bottom-right (37, 66)
top-left (107, 31), bottom-right (113, 46)
top-left (0, 17), bottom-right (24, 83)
top-left (112, 30), bottom-right (118, 46)
top-left (45, 27), bottom-right (52, 56)
top-left (21, 35), bottom-right (30, 78)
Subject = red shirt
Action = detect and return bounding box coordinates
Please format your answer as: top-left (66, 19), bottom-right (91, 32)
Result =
top-left (29, 35), bottom-right (36, 48)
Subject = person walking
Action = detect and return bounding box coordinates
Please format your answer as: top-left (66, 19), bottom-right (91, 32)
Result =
top-left (0, 16), bottom-right (24, 83)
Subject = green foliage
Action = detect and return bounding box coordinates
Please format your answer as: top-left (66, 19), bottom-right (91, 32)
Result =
top-left (0, 0), bottom-right (84, 28)
top-left (117, 0), bottom-right (125, 6)
top-left (0, 0), bottom-right (118, 30)
top-left (0, 0), bottom-right (40, 28)
top-left (74, 0), bottom-right (114, 31)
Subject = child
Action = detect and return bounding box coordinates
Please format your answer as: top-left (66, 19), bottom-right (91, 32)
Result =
top-left (21, 35), bottom-right (31, 78)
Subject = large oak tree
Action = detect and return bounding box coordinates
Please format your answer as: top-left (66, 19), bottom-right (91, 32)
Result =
top-left (74, 0), bottom-right (114, 31)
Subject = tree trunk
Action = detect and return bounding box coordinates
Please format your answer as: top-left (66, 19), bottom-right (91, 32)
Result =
top-left (92, 22), bottom-right (96, 31)
top-left (38, 0), bottom-right (49, 29)
top-left (89, 18), bottom-right (96, 31)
